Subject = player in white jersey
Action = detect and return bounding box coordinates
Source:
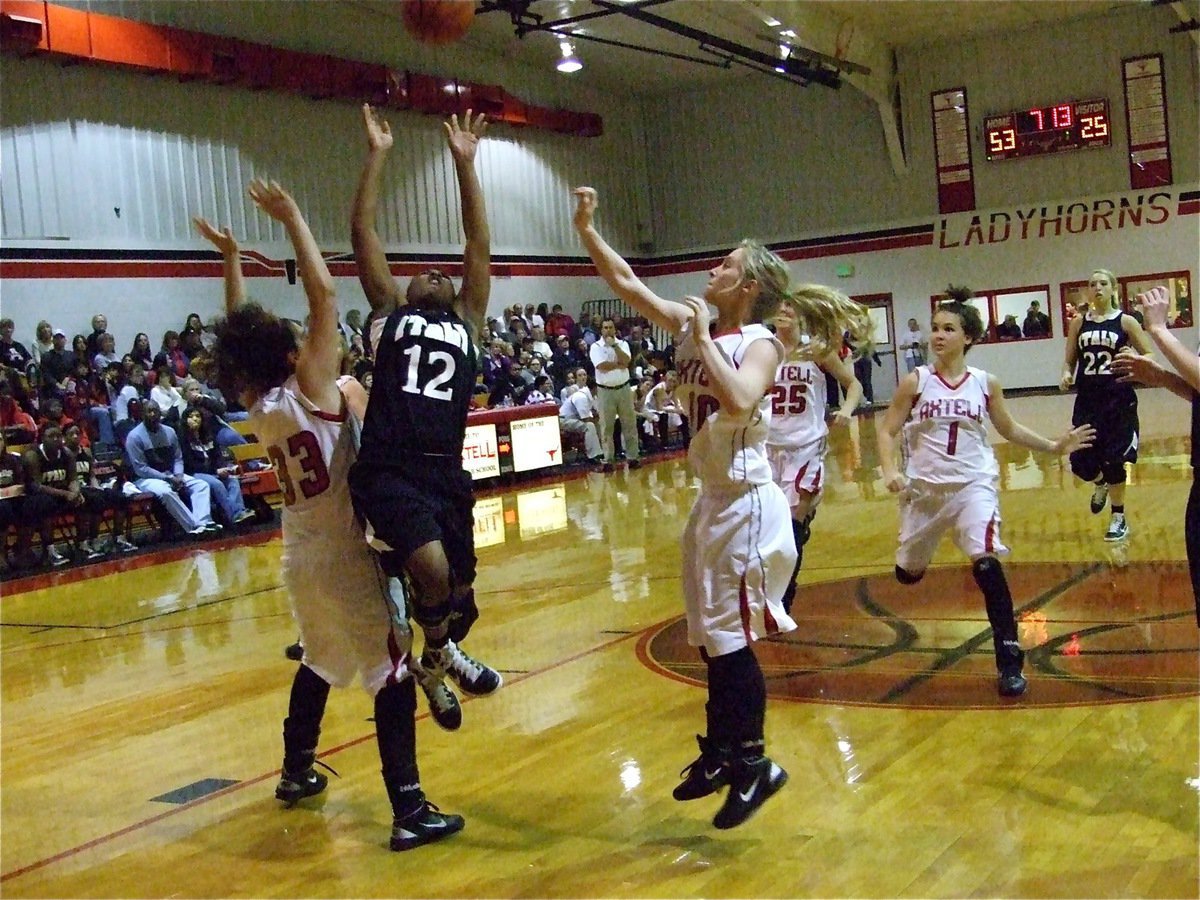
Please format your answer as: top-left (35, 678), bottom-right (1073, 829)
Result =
top-left (573, 186), bottom-right (864, 830)
top-left (201, 179), bottom-right (462, 852)
top-left (767, 288), bottom-right (864, 612)
top-left (876, 291), bottom-right (1094, 698)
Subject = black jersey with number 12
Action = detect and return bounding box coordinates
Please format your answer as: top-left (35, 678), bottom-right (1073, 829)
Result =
top-left (359, 307), bottom-right (477, 463)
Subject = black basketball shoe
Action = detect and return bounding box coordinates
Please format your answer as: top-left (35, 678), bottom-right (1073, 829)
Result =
top-left (275, 758), bottom-right (334, 807)
top-left (390, 800), bottom-right (465, 851)
top-left (712, 755), bottom-right (788, 830)
top-left (673, 734), bottom-right (731, 801)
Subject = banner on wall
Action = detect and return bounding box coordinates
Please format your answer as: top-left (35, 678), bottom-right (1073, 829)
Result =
top-left (510, 415), bottom-right (564, 473)
top-left (462, 423), bottom-right (501, 480)
top-left (1123, 54), bottom-right (1172, 191)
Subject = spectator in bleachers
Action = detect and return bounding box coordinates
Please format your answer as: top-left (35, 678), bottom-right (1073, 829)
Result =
top-left (41, 329), bottom-right (76, 397)
top-left (559, 366), bottom-right (602, 463)
top-left (551, 333), bottom-right (579, 380)
top-left (482, 339), bottom-right (511, 387)
top-left (580, 312), bottom-right (599, 346)
top-left (0, 429), bottom-right (26, 567)
top-left (37, 396), bottom-right (87, 448)
top-left (524, 374), bottom-right (555, 406)
top-left (128, 332), bottom-right (155, 373)
top-left (573, 337), bottom-right (595, 380)
top-left (21, 423), bottom-right (80, 567)
top-left (150, 365), bottom-right (188, 428)
top-left (488, 359), bottom-right (528, 408)
top-left (545, 303), bottom-right (575, 339)
top-left (1, 373), bottom-right (38, 444)
top-left (559, 368), bottom-right (579, 404)
top-left (179, 407), bottom-right (254, 527)
top-left (529, 325), bottom-right (553, 362)
top-left (91, 333), bottom-right (120, 373)
top-left (0, 318), bottom-right (34, 374)
top-left (31, 321), bottom-right (54, 367)
top-left (124, 400), bottom-right (217, 536)
top-left (85, 314), bottom-right (108, 359)
top-left (61, 359), bottom-right (104, 438)
top-left (63, 422), bottom-right (136, 557)
top-left (180, 377), bottom-right (247, 450)
top-left (113, 365), bottom-right (147, 445)
top-left (154, 330), bottom-right (190, 380)
top-left (627, 323), bottom-right (654, 380)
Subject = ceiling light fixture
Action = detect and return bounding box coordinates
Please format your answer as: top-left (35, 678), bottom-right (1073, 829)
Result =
top-left (557, 39), bottom-right (583, 73)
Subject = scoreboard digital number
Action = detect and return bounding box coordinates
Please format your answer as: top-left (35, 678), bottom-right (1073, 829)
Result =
top-left (983, 99), bottom-right (1111, 161)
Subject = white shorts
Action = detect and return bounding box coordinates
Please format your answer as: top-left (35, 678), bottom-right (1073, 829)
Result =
top-left (283, 539), bottom-right (413, 695)
top-left (681, 482), bottom-right (798, 656)
top-left (896, 479), bottom-right (1009, 574)
top-left (767, 439), bottom-right (826, 511)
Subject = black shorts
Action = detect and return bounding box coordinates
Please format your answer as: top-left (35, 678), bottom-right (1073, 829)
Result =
top-left (21, 491), bottom-right (72, 523)
top-left (80, 485), bottom-right (127, 513)
top-left (348, 461), bottom-right (477, 587)
top-left (1071, 394), bottom-right (1139, 473)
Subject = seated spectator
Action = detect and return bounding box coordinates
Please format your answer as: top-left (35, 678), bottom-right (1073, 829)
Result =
top-left (113, 364), bottom-right (148, 445)
top-left (61, 359), bottom-right (111, 444)
top-left (150, 366), bottom-right (188, 428)
top-left (179, 377), bottom-right (247, 450)
top-left (545, 303), bottom-right (575, 339)
top-left (646, 370), bottom-right (689, 448)
top-left (997, 314), bottom-right (1022, 340)
top-left (37, 397), bottom-right (87, 449)
top-left (31, 321), bottom-right (54, 367)
top-left (1022, 300), bottom-right (1050, 337)
top-left (523, 374), bottom-right (555, 405)
top-left (91, 332), bottom-right (121, 372)
top-left (559, 367), bottom-right (602, 462)
top-left (0, 430), bottom-right (27, 567)
top-left (128, 332), bottom-right (155, 373)
top-left (179, 407), bottom-right (254, 527)
top-left (0, 317), bottom-right (34, 374)
top-left (154, 330), bottom-right (190, 380)
top-left (124, 400), bottom-right (217, 537)
top-left (40, 329), bottom-right (76, 398)
top-left (529, 325), bottom-right (553, 362)
top-left (634, 376), bottom-right (660, 449)
top-left (63, 423), bottom-right (136, 558)
top-left (489, 360), bottom-right (528, 408)
top-left (559, 369), bottom-right (579, 404)
top-left (20, 423), bottom-right (81, 567)
top-left (0, 373), bottom-right (38, 444)
top-left (84, 314), bottom-right (108, 360)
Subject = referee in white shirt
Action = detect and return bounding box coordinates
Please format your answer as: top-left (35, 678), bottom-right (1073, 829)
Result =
top-left (588, 317), bottom-right (641, 470)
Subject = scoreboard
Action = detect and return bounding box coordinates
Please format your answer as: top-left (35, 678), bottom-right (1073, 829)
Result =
top-left (984, 98), bottom-right (1111, 161)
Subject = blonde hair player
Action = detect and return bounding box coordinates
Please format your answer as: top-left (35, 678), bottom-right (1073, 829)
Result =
top-left (877, 289), bottom-right (1094, 698)
top-left (572, 185), bottom-right (858, 829)
top-left (766, 286), bottom-right (868, 612)
top-left (1060, 268), bottom-right (1154, 541)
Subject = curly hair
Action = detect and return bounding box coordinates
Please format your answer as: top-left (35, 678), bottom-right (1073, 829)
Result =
top-left (210, 303), bottom-right (298, 401)
top-left (936, 284), bottom-right (985, 351)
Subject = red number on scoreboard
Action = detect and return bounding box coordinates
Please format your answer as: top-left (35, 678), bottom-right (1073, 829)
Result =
top-left (1029, 108), bottom-right (1044, 130)
top-left (1052, 104), bottom-right (1072, 128)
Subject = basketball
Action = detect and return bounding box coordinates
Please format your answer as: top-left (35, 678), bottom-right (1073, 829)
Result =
top-left (401, 0), bottom-right (476, 45)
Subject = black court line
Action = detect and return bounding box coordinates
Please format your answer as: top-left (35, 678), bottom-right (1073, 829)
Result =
top-left (876, 562), bottom-right (1103, 704)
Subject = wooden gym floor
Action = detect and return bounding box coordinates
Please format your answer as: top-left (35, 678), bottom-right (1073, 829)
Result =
top-left (1, 390), bottom-right (1196, 899)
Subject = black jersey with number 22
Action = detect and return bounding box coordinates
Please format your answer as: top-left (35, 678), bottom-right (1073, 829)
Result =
top-left (359, 307), bottom-right (476, 463)
top-left (1074, 313), bottom-right (1135, 405)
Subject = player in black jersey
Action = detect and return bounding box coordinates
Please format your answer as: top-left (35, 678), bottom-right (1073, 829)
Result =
top-left (1113, 285), bottom-right (1200, 623)
top-left (1060, 268), bottom-right (1153, 542)
top-left (348, 103), bottom-right (502, 712)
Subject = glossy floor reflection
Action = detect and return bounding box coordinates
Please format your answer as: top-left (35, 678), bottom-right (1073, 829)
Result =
top-left (1, 390), bottom-right (1196, 899)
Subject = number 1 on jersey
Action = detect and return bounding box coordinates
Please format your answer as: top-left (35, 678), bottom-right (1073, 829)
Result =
top-left (946, 421), bottom-right (959, 456)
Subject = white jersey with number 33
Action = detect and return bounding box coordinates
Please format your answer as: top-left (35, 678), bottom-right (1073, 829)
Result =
top-left (673, 321), bottom-right (784, 487)
top-left (903, 365), bottom-right (998, 484)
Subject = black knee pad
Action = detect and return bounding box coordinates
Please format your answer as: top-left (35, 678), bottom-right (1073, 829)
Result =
top-left (1100, 460), bottom-right (1127, 485)
top-left (971, 555), bottom-right (1005, 592)
top-left (1070, 457), bottom-right (1100, 484)
top-left (895, 565), bottom-right (924, 584)
top-left (447, 589), bottom-right (479, 643)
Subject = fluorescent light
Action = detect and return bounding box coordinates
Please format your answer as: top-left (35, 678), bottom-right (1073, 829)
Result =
top-left (557, 39), bottom-right (582, 73)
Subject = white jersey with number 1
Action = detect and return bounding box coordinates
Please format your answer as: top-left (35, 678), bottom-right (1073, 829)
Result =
top-left (903, 365), bottom-right (998, 484)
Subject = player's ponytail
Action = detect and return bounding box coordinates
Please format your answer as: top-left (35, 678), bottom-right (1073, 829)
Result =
top-left (783, 285), bottom-right (873, 360)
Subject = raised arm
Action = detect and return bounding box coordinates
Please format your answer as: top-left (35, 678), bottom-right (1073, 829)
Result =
top-left (572, 187), bottom-right (689, 335)
top-left (1114, 285), bottom-right (1200, 397)
top-left (351, 104), bottom-right (402, 318)
top-left (193, 217), bottom-right (245, 314)
top-left (446, 110), bottom-right (491, 329)
top-left (249, 179), bottom-right (342, 414)
top-left (987, 373), bottom-right (1094, 454)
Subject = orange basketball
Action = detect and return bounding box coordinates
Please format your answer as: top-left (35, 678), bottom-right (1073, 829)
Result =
top-left (401, 0), bottom-right (476, 45)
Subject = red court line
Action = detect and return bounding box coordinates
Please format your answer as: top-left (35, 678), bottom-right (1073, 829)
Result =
top-left (0, 624), bottom-right (657, 883)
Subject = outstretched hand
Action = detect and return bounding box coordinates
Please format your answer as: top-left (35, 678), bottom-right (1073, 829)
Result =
top-left (1054, 423), bottom-right (1095, 455)
top-left (361, 103), bottom-right (393, 153)
top-left (445, 109), bottom-right (486, 163)
top-left (1112, 346), bottom-right (1167, 387)
top-left (572, 186), bottom-right (598, 231)
top-left (193, 217), bottom-right (238, 255)
top-left (248, 178), bottom-right (298, 223)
